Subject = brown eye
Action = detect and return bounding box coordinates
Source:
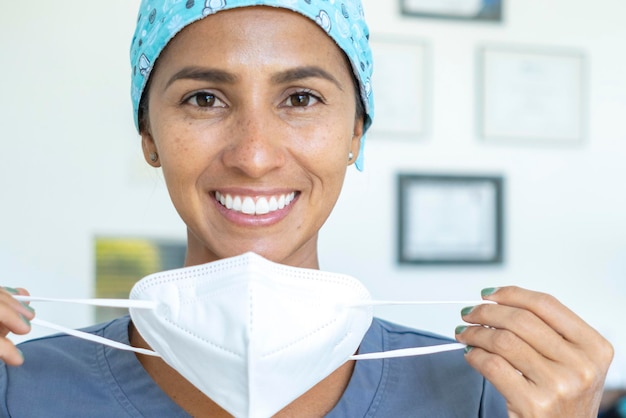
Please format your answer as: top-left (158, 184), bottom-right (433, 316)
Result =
top-left (193, 93), bottom-right (216, 107)
top-left (183, 92), bottom-right (226, 109)
top-left (285, 91), bottom-right (322, 108)
top-left (289, 93), bottom-right (311, 107)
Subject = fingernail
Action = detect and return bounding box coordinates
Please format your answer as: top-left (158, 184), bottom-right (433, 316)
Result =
top-left (19, 314), bottom-right (31, 327)
top-left (481, 287), bottom-right (500, 297)
top-left (461, 306), bottom-right (475, 317)
top-left (17, 349), bottom-right (24, 361)
top-left (20, 302), bottom-right (35, 314)
top-left (3, 287), bottom-right (18, 295)
top-left (455, 325), bottom-right (468, 335)
top-left (464, 345), bottom-right (474, 354)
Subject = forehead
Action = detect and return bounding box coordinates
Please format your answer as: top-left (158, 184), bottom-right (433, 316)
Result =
top-left (157, 7), bottom-right (347, 69)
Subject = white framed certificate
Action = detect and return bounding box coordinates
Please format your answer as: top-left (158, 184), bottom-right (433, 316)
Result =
top-left (479, 45), bottom-right (586, 144)
top-left (369, 36), bottom-right (428, 138)
top-left (397, 174), bottom-right (504, 265)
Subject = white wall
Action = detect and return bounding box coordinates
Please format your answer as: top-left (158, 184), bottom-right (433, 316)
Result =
top-left (0, 0), bottom-right (183, 337)
top-left (1, 0), bottom-right (625, 386)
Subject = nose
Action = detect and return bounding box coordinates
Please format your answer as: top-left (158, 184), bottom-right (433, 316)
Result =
top-left (221, 106), bottom-right (286, 178)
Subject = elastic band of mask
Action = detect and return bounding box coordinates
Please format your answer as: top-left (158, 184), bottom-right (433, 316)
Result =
top-left (16, 296), bottom-right (492, 361)
top-left (349, 342), bottom-right (467, 360)
top-left (30, 318), bottom-right (160, 357)
top-left (15, 295), bottom-right (156, 310)
top-left (348, 300), bottom-right (497, 307)
top-left (15, 295), bottom-right (161, 357)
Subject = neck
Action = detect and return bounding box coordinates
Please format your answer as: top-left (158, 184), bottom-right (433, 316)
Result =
top-left (129, 323), bottom-right (354, 417)
top-left (183, 228), bottom-right (321, 269)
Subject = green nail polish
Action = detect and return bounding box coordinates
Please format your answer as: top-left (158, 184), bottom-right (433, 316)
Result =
top-left (464, 345), bottom-right (474, 354)
top-left (20, 302), bottom-right (35, 314)
top-left (3, 287), bottom-right (18, 295)
top-left (19, 314), bottom-right (31, 327)
top-left (461, 306), bottom-right (475, 317)
top-left (455, 325), bottom-right (468, 335)
top-left (481, 287), bottom-right (499, 297)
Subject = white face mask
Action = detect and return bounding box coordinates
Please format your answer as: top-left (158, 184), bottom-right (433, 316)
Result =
top-left (18, 252), bottom-right (489, 418)
top-left (130, 252), bottom-right (374, 418)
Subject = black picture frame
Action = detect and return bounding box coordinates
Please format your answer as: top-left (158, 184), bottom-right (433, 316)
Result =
top-left (400, 0), bottom-right (503, 22)
top-left (397, 174), bottom-right (504, 265)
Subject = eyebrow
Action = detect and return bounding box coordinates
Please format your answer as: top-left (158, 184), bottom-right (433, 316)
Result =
top-left (271, 66), bottom-right (343, 90)
top-left (165, 67), bottom-right (238, 89)
top-left (165, 65), bottom-right (343, 91)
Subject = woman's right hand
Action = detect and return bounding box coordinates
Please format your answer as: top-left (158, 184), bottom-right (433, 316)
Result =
top-left (0, 287), bottom-right (34, 366)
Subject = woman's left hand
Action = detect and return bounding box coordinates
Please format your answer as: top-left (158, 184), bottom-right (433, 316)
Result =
top-left (455, 286), bottom-right (614, 418)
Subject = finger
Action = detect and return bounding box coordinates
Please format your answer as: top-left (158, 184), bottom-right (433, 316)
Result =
top-left (0, 337), bottom-right (25, 366)
top-left (0, 287), bottom-right (35, 322)
top-left (461, 303), bottom-right (569, 362)
top-left (464, 342), bottom-right (610, 417)
top-left (481, 286), bottom-right (603, 349)
top-left (462, 345), bottom-right (532, 410)
top-left (455, 325), bottom-right (552, 383)
top-left (0, 287), bottom-right (33, 367)
top-left (0, 306), bottom-right (32, 336)
top-left (0, 288), bottom-right (34, 336)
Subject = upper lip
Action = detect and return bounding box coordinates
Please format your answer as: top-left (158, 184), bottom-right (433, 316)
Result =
top-left (212, 187), bottom-right (299, 197)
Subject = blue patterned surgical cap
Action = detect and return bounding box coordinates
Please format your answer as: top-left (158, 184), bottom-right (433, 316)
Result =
top-left (130, 0), bottom-right (374, 170)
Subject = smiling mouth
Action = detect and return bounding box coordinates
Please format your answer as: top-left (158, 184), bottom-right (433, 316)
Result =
top-left (215, 191), bottom-right (297, 215)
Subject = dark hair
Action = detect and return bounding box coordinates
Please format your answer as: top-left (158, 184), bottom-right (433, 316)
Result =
top-left (351, 71), bottom-right (366, 122)
top-left (138, 80), bottom-right (152, 134)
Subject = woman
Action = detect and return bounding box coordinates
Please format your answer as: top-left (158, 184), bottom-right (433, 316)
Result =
top-left (0, 0), bottom-right (613, 416)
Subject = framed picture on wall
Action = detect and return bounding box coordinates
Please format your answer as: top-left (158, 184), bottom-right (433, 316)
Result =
top-left (369, 36), bottom-right (429, 138)
top-left (397, 174), bottom-right (504, 265)
top-left (95, 237), bottom-right (186, 323)
top-left (400, 0), bottom-right (503, 22)
top-left (478, 45), bottom-right (586, 144)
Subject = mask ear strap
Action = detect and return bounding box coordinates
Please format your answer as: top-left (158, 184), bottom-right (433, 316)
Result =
top-left (346, 299), bottom-right (496, 360)
top-left (348, 300), bottom-right (496, 307)
top-left (349, 342), bottom-right (466, 360)
top-left (30, 318), bottom-right (161, 357)
top-left (15, 297), bottom-right (492, 360)
top-left (14, 295), bottom-right (156, 310)
top-left (14, 295), bottom-right (160, 357)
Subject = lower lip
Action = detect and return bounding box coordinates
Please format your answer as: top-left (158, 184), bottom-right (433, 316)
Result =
top-left (212, 194), bottom-right (298, 227)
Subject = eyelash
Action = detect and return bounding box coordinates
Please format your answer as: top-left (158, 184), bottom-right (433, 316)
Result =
top-left (282, 90), bottom-right (323, 108)
top-left (183, 91), bottom-right (225, 108)
top-left (181, 89), bottom-right (324, 109)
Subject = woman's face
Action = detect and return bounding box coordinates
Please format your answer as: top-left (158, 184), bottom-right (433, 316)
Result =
top-left (142, 7), bottom-right (363, 268)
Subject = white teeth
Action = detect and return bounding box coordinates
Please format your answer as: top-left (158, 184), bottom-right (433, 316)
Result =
top-left (233, 196), bottom-right (242, 211)
top-left (255, 197), bottom-right (270, 215)
top-left (215, 192), bottom-right (296, 215)
top-left (242, 197), bottom-right (255, 215)
top-left (268, 196), bottom-right (278, 211)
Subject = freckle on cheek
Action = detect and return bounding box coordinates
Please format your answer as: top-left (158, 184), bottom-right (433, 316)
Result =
top-left (173, 136), bottom-right (189, 153)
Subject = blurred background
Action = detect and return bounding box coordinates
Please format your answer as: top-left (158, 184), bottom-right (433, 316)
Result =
top-left (1, 0), bottom-right (625, 412)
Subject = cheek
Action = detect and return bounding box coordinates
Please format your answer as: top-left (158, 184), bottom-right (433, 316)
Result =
top-left (295, 140), bottom-right (347, 184)
top-left (155, 119), bottom-right (210, 164)
top-left (295, 116), bottom-right (354, 158)
top-left (155, 131), bottom-right (206, 191)
top-left (303, 137), bottom-right (350, 189)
